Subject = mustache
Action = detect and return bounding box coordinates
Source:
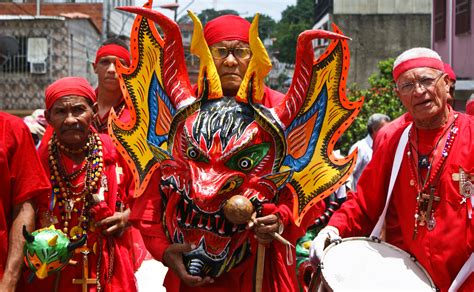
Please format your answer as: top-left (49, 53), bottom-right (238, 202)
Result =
top-left (60, 124), bottom-right (85, 133)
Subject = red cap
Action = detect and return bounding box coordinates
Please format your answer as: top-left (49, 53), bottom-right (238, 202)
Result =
top-left (204, 15), bottom-right (251, 46)
top-left (45, 77), bottom-right (96, 110)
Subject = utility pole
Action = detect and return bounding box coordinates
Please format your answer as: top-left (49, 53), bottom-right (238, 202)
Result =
top-left (36, 0), bottom-right (40, 16)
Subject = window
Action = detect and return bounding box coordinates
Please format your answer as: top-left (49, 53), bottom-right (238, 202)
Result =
top-left (455, 0), bottom-right (471, 35)
top-left (0, 36), bottom-right (28, 74)
top-left (435, 0), bottom-right (447, 41)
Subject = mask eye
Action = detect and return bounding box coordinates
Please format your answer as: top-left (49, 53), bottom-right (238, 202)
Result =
top-left (225, 143), bottom-right (271, 173)
top-left (238, 157), bottom-right (253, 171)
top-left (186, 147), bottom-right (198, 159)
top-left (185, 145), bottom-right (209, 163)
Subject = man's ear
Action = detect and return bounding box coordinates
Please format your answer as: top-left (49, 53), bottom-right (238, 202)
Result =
top-left (92, 62), bottom-right (98, 74)
top-left (44, 109), bottom-right (51, 124)
top-left (92, 102), bottom-right (98, 119)
top-left (443, 74), bottom-right (451, 93)
top-left (394, 87), bottom-right (401, 99)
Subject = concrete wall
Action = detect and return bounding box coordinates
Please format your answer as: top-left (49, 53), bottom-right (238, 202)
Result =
top-left (0, 18), bottom-right (99, 111)
top-left (334, 0), bottom-right (432, 14)
top-left (333, 14), bottom-right (431, 88)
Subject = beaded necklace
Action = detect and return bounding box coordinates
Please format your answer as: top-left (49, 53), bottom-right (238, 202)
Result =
top-left (48, 132), bottom-right (104, 241)
top-left (407, 114), bottom-right (458, 239)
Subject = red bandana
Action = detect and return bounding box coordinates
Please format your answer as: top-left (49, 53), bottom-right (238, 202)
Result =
top-left (204, 15), bottom-right (251, 46)
top-left (393, 57), bottom-right (444, 81)
top-left (45, 77), bottom-right (96, 110)
top-left (95, 44), bottom-right (131, 66)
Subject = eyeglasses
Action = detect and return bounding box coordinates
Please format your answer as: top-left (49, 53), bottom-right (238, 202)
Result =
top-left (210, 47), bottom-right (252, 60)
top-left (396, 73), bottom-right (444, 95)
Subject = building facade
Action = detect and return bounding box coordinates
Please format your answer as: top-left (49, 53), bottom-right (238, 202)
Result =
top-left (433, 0), bottom-right (473, 110)
top-left (313, 0), bottom-right (432, 88)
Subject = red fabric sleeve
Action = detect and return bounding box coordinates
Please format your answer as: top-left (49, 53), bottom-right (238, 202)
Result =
top-left (139, 223), bottom-right (171, 262)
top-left (5, 113), bottom-right (50, 205)
top-left (328, 127), bottom-right (403, 237)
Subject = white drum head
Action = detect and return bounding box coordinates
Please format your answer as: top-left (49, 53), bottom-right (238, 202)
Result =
top-left (320, 237), bottom-right (436, 291)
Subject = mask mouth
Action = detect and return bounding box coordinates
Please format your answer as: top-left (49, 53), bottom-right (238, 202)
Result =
top-left (175, 195), bottom-right (247, 237)
top-left (181, 235), bottom-right (250, 278)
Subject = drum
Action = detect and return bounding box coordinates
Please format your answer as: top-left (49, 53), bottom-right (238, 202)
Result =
top-left (311, 237), bottom-right (437, 291)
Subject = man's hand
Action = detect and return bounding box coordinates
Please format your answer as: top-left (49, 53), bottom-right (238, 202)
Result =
top-left (96, 209), bottom-right (131, 237)
top-left (248, 213), bottom-right (282, 245)
top-left (0, 276), bottom-right (17, 292)
top-left (309, 226), bottom-right (341, 267)
top-left (162, 244), bottom-right (214, 287)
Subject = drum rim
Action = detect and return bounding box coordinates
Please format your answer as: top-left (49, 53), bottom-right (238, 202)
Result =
top-left (319, 237), bottom-right (437, 291)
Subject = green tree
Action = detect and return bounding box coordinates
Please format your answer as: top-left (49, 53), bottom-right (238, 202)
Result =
top-left (272, 0), bottom-right (314, 64)
top-left (245, 14), bottom-right (276, 40)
top-left (197, 9), bottom-right (239, 25)
top-left (338, 58), bottom-right (406, 153)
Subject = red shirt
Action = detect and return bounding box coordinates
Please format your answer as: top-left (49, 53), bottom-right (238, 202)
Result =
top-left (329, 112), bottom-right (474, 291)
top-left (0, 112), bottom-right (50, 278)
top-left (19, 134), bottom-right (137, 292)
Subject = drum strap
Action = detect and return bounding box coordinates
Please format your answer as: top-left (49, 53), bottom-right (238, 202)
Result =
top-left (370, 123), bottom-right (412, 239)
top-left (449, 253), bottom-right (474, 292)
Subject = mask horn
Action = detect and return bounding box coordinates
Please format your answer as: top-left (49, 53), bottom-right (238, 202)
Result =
top-left (23, 225), bottom-right (35, 243)
top-left (67, 234), bottom-right (87, 252)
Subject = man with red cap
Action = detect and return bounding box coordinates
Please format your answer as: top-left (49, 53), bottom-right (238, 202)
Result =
top-left (0, 112), bottom-right (50, 292)
top-left (203, 14), bottom-right (284, 107)
top-left (19, 77), bottom-right (137, 292)
top-left (310, 48), bottom-right (474, 291)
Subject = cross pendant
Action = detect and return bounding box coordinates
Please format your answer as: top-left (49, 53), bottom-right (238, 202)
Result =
top-left (72, 250), bottom-right (97, 292)
top-left (65, 199), bottom-right (74, 220)
top-left (420, 188), bottom-right (440, 231)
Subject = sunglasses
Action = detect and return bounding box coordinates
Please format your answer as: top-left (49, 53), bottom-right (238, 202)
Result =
top-left (210, 47), bottom-right (252, 60)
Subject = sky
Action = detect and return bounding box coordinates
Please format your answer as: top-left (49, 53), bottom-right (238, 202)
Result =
top-left (135, 0), bottom-right (297, 21)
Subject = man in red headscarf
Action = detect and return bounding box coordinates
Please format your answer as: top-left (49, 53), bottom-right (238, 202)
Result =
top-left (93, 38), bottom-right (148, 272)
top-left (310, 48), bottom-right (474, 291)
top-left (0, 112), bottom-right (50, 292)
top-left (129, 14), bottom-right (308, 292)
top-left (373, 62), bottom-right (457, 152)
top-left (93, 38), bottom-right (132, 133)
top-left (18, 77), bottom-right (137, 292)
top-left (202, 14), bottom-right (284, 107)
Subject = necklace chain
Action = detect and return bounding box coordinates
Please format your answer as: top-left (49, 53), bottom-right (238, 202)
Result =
top-left (407, 114), bottom-right (458, 237)
top-left (48, 133), bottom-right (104, 240)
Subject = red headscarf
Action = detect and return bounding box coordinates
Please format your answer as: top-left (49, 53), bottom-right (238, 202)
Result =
top-left (392, 48), bottom-right (444, 81)
top-left (95, 44), bottom-right (131, 66)
top-left (204, 15), bottom-right (251, 46)
top-left (45, 77), bottom-right (96, 110)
